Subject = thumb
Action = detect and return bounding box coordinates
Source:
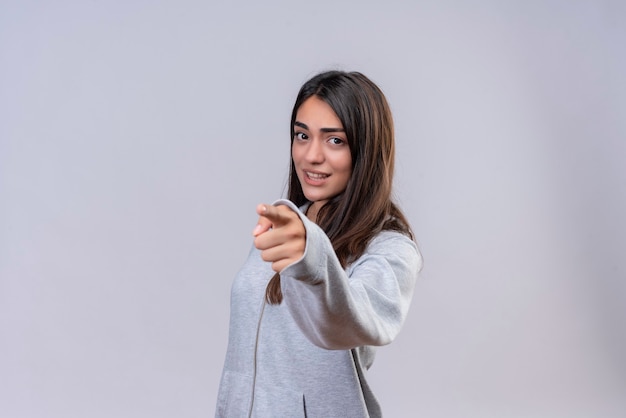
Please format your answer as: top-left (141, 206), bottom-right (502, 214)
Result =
top-left (252, 204), bottom-right (273, 236)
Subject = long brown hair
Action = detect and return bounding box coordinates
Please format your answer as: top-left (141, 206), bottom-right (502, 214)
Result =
top-left (266, 70), bottom-right (413, 304)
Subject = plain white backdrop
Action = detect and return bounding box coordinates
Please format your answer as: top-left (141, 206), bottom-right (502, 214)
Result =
top-left (1, 1), bottom-right (624, 417)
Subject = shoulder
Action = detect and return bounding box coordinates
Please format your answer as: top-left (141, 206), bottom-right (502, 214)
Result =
top-left (354, 230), bottom-right (423, 271)
top-left (369, 230), bottom-right (418, 253)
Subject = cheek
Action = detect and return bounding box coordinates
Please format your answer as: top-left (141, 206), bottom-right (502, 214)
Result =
top-left (335, 153), bottom-right (352, 188)
top-left (340, 152), bottom-right (352, 174)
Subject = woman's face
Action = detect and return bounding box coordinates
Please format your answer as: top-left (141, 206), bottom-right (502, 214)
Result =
top-left (292, 96), bottom-right (352, 214)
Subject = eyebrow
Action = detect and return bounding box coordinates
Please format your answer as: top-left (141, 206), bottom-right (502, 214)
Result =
top-left (294, 121), bottom-right (345, 133)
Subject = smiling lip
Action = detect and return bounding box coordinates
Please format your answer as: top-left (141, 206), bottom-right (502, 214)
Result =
top-left (303, 170), bottom-right (330, 185)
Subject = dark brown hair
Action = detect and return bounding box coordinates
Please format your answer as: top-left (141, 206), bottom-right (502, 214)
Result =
top-left (266, 70), bottom-right (413, 304)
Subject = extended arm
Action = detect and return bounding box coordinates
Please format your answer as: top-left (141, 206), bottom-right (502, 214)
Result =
top-left (275, 199), bottom-right (422, 350)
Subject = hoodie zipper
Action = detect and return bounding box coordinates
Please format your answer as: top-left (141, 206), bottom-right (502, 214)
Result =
top-left (248, 298), bottom-right (267, 418)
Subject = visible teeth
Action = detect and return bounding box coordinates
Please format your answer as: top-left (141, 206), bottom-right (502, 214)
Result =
top-left (306, 172), bottom-right (328, 179)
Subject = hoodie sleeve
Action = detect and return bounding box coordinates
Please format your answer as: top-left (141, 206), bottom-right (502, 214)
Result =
top-left (274, 199), bottom-right (423, 350)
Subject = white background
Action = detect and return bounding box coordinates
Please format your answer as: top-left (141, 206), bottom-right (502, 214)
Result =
top-left (1, 1), bottom-right (625, 417)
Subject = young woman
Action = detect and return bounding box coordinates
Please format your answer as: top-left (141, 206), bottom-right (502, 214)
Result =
top-left (216, 71), bottom-right (422, 417)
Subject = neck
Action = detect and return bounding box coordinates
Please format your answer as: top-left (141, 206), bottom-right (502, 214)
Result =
top-left (306, 202), bottom-right (322, 223)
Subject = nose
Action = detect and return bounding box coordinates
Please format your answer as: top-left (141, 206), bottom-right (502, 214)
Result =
top-left (304, 139), bottom-right (324, 164)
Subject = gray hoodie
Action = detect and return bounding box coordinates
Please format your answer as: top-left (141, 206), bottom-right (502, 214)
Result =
top-left (216, 200), bottom-right (422, 417)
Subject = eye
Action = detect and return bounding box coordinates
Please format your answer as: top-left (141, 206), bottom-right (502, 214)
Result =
top-left (329, 137), bottom-right (345, 145)
top-left (295, 132), bottom-right (308, 141)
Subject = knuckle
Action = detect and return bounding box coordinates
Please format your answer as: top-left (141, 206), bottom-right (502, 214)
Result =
top-left (261, 251), bottom-right (272, 262)
top-left (285, 228), bottom-right (299, 240)
top-left (261, 248), bottom-right (274, 261)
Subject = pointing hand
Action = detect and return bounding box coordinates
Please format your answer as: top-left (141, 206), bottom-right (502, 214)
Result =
top-left (253, 204), bottom-right (306, 273)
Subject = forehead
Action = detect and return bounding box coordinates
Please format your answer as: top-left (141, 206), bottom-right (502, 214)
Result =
top-left (295, 96), bottom-right (343, 128)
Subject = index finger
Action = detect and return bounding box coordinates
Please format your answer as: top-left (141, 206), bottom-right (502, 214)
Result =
top-left (256, 203), bottom-right (295, 228)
